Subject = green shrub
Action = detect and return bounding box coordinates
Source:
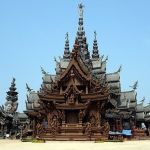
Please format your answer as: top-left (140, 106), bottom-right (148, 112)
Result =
top-left (21, 138), bottom-right (33, 142)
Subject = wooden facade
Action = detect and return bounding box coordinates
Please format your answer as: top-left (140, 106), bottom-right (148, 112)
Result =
top-left (25, 40), bottom-right (111, 140)
top-left (23, 4), bottom-right (150, 140)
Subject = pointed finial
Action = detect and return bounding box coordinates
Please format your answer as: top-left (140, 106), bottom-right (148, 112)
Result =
top-left (40, 66), bottom-right (47, 75)
top-left (101, 55), bottom-right (104, 60)
top-left (140, 97), bottom-right (145, 104)
top-left (105, 56), bottom-right (108, 61)
top-left (11, 77), bottom-right (15, 85)
top-left (26, 83), bottom-right (33, 92)
top-left (129, 80), bottom-right (138, 90)
top-left (12, 77), bottom-right (15, 82)
top-left (59, 56), bottom-right (62, 60)
top-left (54, 57), bottom-right (57, 62)
top-left (94, 31), bottom-right (97, 40)
top-left (78, 3), bottom-right (84, 17)
top-left (65, 32), bottom-right (69, 40)
top-left (117, 65), bottom-right (122, 73)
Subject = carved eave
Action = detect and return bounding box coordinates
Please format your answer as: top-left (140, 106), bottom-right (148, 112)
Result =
top-left (24, 110), bottom-right (38, 117)
top-left (38, 91), bottom-right (109, 103)
top-left (55, 103), bottom-right (89, 110)
top-left (38, 93), bottom-right (65, 102)
top-left (81, 92), bottom-right (109, 101)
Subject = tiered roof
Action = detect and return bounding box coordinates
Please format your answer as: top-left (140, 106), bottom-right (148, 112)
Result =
top-left (25, 3), bottom-right (150, 123)
top-left (5, 78), bottom-right (18, 114)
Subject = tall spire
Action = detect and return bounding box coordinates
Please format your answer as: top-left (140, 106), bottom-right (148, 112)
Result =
top-left (77, 3), bottom-right (85, 46)
top-left (63, 32), bottom-right (70, 59)
top-left (76, 3), bottom-right (91, 68)
top-left (78, 3), bottom-right (84, 25)
top-left (6, 78), bottom-right (18, 102)
top-left (5, 78), bottom-right (18, 113)
top-left (92, 31), bottom-right (100, 59)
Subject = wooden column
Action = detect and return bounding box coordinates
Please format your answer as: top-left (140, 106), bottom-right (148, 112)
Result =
top-left (32, 118), bottom-right (36, 138)
top-left (62, 110), bottom-right (66, 127)
top-left (116, 119), bottom-right (119, 131)
top-left (113, 119), bottom-right (115, 131)
top-left (119, 119), bottom-right (123, 131)
top-left (86, 86), bottom-right (88, 94)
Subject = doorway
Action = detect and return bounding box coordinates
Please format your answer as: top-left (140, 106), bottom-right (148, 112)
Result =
top-left (66, 110), bottom-right (78, 124)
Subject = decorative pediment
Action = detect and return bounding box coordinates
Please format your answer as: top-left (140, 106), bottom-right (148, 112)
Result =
top-left (64, 84), bottom-right (82, 105)
top-left (59, 41), bottom-right (91, 84)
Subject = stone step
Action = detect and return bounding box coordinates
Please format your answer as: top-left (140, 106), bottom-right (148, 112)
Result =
top-left (39, 134), bottom-right (107, 141)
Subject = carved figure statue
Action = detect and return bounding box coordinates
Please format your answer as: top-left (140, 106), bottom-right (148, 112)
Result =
top-left (5, 103), bottom-right (13, 113)
top-left (68, 94), bottom-right (75, 104)
top-left (36, 122), bottom-right (44, 135)
top-left (89, 113), bottom-right (96, 127)
top-left (51, 117), bottom-right (57, 128)
top-left (102, 121), bottom-right (110, 135)
top-left (85, 122), bottom-right (92, 136)
top-left (48, 113), bottom-right (53, 128)
top-left (51, 116), bottom-right (58, 135)
top-left (95, 110), bottom-right (101, 127)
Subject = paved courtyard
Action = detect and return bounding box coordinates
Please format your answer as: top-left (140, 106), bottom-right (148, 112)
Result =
top-left (0, 140), bottom-right (150, 150)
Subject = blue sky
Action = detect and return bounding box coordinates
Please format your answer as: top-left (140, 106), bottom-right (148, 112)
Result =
top-left (0, 0), bottom-right (150, 112)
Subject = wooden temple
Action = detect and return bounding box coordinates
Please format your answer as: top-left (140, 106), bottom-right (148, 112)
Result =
top-left (23, 4), bottom-right (150, 140)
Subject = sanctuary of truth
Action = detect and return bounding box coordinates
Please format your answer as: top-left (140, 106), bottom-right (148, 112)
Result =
top-left (0, 4), bottom-right (150, 140)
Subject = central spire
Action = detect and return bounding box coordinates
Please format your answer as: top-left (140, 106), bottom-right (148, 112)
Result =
top-left (78, 3), bottom-right (84, 25)
top-left (77, 3), bottom-right (85, 46)
top-left (75, 3), bottom-right (91, 69)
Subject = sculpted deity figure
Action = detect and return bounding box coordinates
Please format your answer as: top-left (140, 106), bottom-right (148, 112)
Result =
top-left (47, 113), bottom-right (53, 128)
top-left (68, 94), bottom-right (75, 104)
top-left (89, 113), bottom-right (96, 127)
top-left (51, 117), bottom-right (57, 128)
top-left (5, 103), bottom-right (12, 113)
top-left (85, 122), bottom-right (92, 136)
top-left (5, 101), bottom-right (14, 114)
top-left (36, 122), bottom-right (44, 135)
top-left (102, 121), bottom-right (110, 135)
top-left (95, 110), bottom-right (101, 127)
top-left (51, 116), bottom-right (58, 135)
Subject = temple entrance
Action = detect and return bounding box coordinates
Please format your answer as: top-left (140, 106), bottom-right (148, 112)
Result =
top-left (66, 110), bottom-right (78, 124)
